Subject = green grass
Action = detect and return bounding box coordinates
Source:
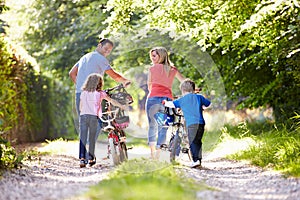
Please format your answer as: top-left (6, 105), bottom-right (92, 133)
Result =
top-left (224, 119), bottom-right (300, 177)
top-left (202, 129), bottom-right (222, 152)
top-left (81, 159), bottom-right (211, 200)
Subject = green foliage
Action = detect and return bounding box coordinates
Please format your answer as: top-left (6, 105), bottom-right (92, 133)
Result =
top-left (82, 159), bottom-right (209, 199)
top-left (0, 36), bottom-right (29, 138)
top-left (0, 138), bottom-right (23, 169)
top-left (101, 0), bottom-right (300, 124)
top-left (22, 0), bottom-right (109, 77)
top-left (225, 118), bottom-right (300, 177)
top-left (0, 34), bottom-right (76, 146)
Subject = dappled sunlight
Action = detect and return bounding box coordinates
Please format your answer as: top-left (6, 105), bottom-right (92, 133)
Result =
top-left (204, 136), bottom-right (256, 161)
top-left (205, 107), bottom-right (274, 131)
top-left (37, 139), bottom-right (78, 157)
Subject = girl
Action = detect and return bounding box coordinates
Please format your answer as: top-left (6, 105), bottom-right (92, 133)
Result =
top-left (79, 73), bottom-right (126, 168)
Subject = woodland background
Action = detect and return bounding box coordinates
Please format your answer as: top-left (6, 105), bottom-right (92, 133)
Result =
top-left (0, 0), bottom-right (299, 145)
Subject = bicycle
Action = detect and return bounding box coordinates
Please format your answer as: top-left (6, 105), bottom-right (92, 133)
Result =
top-left (99, 84), bottom-right (133, 166)
top-left (160, 107), bottom-right (192, 163)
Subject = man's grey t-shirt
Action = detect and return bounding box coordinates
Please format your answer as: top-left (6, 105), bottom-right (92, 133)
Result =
top-left (75, 51), bottom-right (111, 93)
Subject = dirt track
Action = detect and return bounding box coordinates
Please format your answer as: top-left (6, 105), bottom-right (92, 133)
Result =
top-left (0, 140), bottom-right (299, 200)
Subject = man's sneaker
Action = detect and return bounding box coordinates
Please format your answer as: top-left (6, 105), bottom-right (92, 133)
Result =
top-left (80, 159), bottom-right (87, 168)
top-left (189, 160), bottom-right (201, 168)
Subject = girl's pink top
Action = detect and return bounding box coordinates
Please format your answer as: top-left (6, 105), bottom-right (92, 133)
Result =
top-left (80, 90), bottom-right (107, 116)
top-left (148, 64), bottom-right (178, 99)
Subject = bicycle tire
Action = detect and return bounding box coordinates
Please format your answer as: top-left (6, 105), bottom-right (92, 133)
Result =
top-left (109, 138), bottom-right (120, 165)
top-left (170, 130), bottom-right (181, 162)
top-left (119, 142), bottom-right (128, 162)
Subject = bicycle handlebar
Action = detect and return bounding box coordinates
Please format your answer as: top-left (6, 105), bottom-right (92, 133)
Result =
top-left (106, 83), bottom-right (124, 93)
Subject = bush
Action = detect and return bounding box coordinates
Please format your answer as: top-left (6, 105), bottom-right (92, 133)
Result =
top-left (226, 117), bottom-right (300, 177)
top-left (0, 138), bottom-right (23, 169)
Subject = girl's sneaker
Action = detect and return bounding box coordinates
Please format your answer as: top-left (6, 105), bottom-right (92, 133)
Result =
top-left (89, 157), bottom-right (96, 167)
top-left (80, 159), bottom-right (87, 168)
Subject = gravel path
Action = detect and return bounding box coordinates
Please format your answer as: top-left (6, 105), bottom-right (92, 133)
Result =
top-left (182, 158), bottom-right (300, 200)
top-left (0, 142), bottom-right (299, 200)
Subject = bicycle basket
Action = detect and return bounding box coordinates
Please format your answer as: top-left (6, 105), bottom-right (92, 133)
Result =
top-left (115, 115), bottom-right (130, 129)
top-left (110, 88), bottom-right (133, 105)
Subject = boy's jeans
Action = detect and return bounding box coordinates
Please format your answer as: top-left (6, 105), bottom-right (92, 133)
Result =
top-left (187, 124), bottom-right (205, 162)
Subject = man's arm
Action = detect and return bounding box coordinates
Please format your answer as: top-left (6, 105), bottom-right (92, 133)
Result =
top-left (105, 69), bottom-right (131, 86)
top-left (69, 64), bottom-right (78, 84)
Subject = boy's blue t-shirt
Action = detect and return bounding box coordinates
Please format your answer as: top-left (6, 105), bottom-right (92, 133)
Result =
top-left (173, 93), bottom-right (211, 127)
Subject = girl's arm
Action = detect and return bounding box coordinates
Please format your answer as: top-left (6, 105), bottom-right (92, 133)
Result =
top-left (104, 96), bottom-right (128, 110)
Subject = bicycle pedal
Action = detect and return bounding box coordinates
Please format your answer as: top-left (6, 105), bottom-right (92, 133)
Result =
top-left (119, 136), bottom-right (126, 143)
top-left (181, 148), bottom-right (189, 153)
top-left (127, 146), bottom-right (133, 150)
top-left (160, 144), bottom-right (168, 150)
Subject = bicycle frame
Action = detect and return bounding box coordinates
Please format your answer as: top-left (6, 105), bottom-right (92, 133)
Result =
top-left (99, 84), bottom-right (133, 166)
top-left (161, 108), bottom-right (192, 162)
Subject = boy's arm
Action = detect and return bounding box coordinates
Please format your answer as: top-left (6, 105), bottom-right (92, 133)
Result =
top-left (201, 96), bottom-right (211, 109)
top-left (162, 100), bottom-right (175, 108)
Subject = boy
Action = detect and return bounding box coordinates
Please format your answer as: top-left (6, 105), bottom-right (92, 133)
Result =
top-left (163, 79), bottom-right (211, 168)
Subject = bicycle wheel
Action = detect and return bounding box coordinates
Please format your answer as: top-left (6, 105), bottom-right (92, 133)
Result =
top-left (119, 142), bottom-right (128, 163)
top-left (108, 138), bottom-right (120, 165)
top-left (170, 130), bottom-right (181, 162)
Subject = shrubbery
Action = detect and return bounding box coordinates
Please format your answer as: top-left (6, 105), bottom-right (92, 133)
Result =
top-left (225, 115), bottom-right (300, 177)
top-left (0, 35), bottom-right (75, 168)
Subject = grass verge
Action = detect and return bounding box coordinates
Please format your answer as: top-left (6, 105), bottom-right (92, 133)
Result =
top-left (223, 120), bottom-right (300, 177)
top-left (80, 158), bottom-right (211, 200)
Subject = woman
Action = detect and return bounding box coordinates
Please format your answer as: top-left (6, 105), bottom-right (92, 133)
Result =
top-left (146, 47), bottom-right (185, 159)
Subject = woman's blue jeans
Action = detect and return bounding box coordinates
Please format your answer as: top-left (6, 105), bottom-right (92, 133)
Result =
top-left (146, 96), bottom-right (170, 149)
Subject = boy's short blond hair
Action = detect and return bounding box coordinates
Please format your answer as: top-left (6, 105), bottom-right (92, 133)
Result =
top-left (180, 78), bottom-right (195, 93)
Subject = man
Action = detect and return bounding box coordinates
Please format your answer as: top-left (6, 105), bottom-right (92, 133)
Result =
top-left (69, 38), bottom-right (131, 135)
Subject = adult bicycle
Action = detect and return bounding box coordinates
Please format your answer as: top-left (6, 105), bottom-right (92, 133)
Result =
top-left (99, 84), bottom-right (133, 166)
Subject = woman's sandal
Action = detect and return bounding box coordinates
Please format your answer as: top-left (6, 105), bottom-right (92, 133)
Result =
top-left (89, 157), bottom-right (96, 167)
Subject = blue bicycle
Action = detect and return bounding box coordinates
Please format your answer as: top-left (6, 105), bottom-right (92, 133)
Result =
top-left (160, 107), bottom-right (192, 162)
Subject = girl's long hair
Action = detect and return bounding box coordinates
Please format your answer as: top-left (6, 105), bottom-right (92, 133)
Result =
top-left (81, 73), bottom-right (103, 92)
top-left (150, 47), bottom-right (173, 76)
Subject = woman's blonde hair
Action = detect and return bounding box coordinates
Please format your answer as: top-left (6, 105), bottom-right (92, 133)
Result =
top-left (81, 73), bottom-right (104, 92)
top-left (150, 47), bottom-right (173, 76)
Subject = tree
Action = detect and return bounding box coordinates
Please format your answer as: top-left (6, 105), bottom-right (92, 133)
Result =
top-left (100, 0), bottom-right (300, 124)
